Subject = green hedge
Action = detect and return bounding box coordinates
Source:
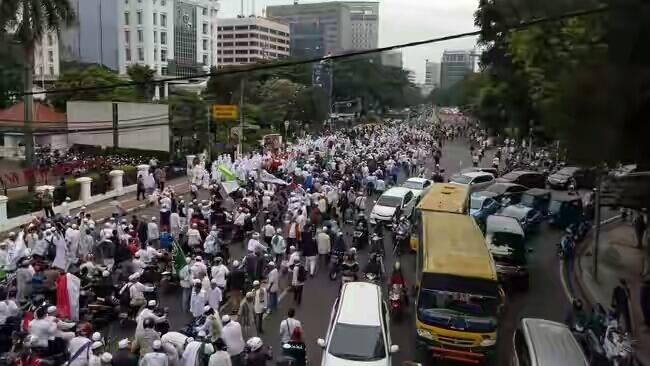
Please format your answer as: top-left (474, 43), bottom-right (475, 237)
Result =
top-left (71, 144), bottom-right (169, 161)
top-left (7, 194), bottom-right (39, 218)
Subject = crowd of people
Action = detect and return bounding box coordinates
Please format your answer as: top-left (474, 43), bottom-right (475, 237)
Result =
top-left (0, 113), bottom-right (483, 366)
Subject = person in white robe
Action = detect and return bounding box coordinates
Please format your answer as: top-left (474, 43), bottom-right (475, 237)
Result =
top-left (189, 280), bottom-right (207, 318)
top-left (182, 335), bottom-right (214, 366)
top-left (52, 234), bottom-right (68, 271)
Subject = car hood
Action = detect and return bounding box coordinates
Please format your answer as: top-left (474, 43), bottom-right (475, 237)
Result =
top-left (323, 353), bottom-right (389, 366)
top-left (548, 173), bottom-right (569, 181)
top-left (495, 177), bottom-right (514, 184)
top-left (372, 205), bottom-right (397, 217)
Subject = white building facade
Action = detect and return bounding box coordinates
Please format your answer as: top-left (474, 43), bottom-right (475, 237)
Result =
top-left (216, 17), bottom-right (290, 67)
top-left (118, 0), bottom-right (219, 76)
top-left (424, 60), bottom-right (440, 88)
top-left (347, 2), bottom-right (379, 50)
top-left (34, 30), bottom-right (60, 80)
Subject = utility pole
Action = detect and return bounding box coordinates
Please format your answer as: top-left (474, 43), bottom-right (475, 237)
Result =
top-left (239, 78), bottom-right (245, 157)
top-left (592, 179), bottom-right (602, 280)
top-left (112, 103), bottom-right (119, 148)
top-left (206, 103), bottom-right (212, 163)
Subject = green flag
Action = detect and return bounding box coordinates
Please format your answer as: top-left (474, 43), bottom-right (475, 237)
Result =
top-left (171, 240), bottom-right (186, 277)
top-left (218, 164), bottom-right (238, 182)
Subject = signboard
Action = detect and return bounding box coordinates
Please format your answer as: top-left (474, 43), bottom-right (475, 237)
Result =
top-left (212, 104), bottom-right (238, 120)
top-left (230, 127), bottom-right (243, 145)
top-left (262, 133), bottom-right (282, 151)
top-left (601, 172), bottom-right (650, 209)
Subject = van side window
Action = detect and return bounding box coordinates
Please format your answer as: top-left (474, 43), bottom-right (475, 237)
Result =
top-left (514, 328), bottom-right (531, 366)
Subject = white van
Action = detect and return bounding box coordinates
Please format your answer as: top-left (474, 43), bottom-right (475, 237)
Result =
top-left (317, 282), bottom-right (399, 366)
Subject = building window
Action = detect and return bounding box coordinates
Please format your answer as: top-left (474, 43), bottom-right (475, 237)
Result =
top-left (235, 33), bottom-right (247, 39)
top-left (249, 33), bottom-right (259, 39)
top-left (153, 31), bottom-right (157, 43)
top-left (235, 49), bottom-right (248, 54)
top-left (222, 34), bottom-right (233, 39)
top-left (222, 26), bottom-right (233, 31)
top-left (160, 13), bottom-right (167, 27)
top-left (249, 41), bottom-right (258, 46)
top-left (48, 50), bottom-right (53, 62)
top-left (154, 48), bottom-right (158, 61)
top-left (235, 25), bottom-right (248, 30)
top-left (222, 50), bottom-right (233, 54)
top-left (250, 25), bottom-right (258, 30)
top-left (49, 66), bottom-right (54, 75)
top-left (235, 41), bottom-right (248, 46)
top-left (124, 30), bottom-right (130, 44)
top-left (161, 0), bottom-right (166, 6)
top-left (137, 29), bottom-right (143, 42)
top-left (137, 11), bottom-right (142, 24)
top-left (223, 42), bottom-right (233, 46)
top-left (153, 13), bottom-right (157, 25)
top-left (202, 23), bottom-right (208, 34)
top-left (47, 34), bottom-right (53, 45)
top-left (223, 58), bottom-right (233, 62)
top-left (202, 7), bottom-right (207, 15)
top-left (125, 47), bottom-right (131, 61)
top-left (138, 47), bottom-right (144, 61)
top-left (160, 32), bottom-right (167, 45)
top-left (235, 57), bottom-right (247, 62)
top-left (202, 39), bottom-right (208, 50)
top-left (124, 12), bottom-right (130, 25)
top-left (161, 49), bottom-right (167, 61)
top-left (203, 54), bottom-right (208, 64)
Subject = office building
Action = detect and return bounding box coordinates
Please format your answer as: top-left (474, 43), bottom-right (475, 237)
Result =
top-left (216, 17), bottom-right (290, 66)
top-left (34, 31), bottom-right (61, 80)
top-left (117, 0), bottom-right (220, 76)
top-left (440, 49), bottom-right (475, 89)
top-left (424, 60), bottom-right (440, 88)
top-left (407, 70), bottom-right (416, 84)
top-left (60, 0), bottom-right (119, 70)
top-left (381, 50), bottom-right (402, 68)
top-left (266, 1), bottom-right (378, 57)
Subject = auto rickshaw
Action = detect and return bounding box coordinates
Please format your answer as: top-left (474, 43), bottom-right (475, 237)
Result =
top-left (520, 188), bottom-right (552, 215)
top-left (548, 194), bottom-right (584, 228)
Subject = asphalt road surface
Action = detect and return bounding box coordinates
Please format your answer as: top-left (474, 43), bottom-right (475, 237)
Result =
top-left (101, 138), bottom-right (579, 365)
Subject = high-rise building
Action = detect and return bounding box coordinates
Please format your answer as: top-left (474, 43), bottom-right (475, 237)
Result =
top-left (216, 17), bottom-right (290, 67)
top-left (60, 0), bottom-right (119, 70)
top-left (117, 0), bottom-right (220, 76)
top-left (381, 50), bottom-right (402, 68)
top-left (424, 60), bottom-right (440, 88)
top-left (266, 1), bottom-right (378, 57)
top-left (440, 49), bottom-right (475, 89)
top-left (34, 31), bottom-right (60, 80)
top-left (407, 70), bottom-right (416, 84)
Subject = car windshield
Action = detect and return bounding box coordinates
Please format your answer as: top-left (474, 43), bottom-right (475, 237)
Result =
top-left (451, 174), bottom-right (472, 185)
top-left (470, 196), bottom-right (484, 210)
top-left (556, 167), bottom-right (577, 176)
top-left (376, 195), bottom-right (402, 207)
top-left (501, 208), bottom-right (526, 221)
top-left (402, 181), bottom-right (423, 190)
top-left (520, 194), bottom-right (535, 207)
top-left (487, 232), bottom-right (526, 266)
top-left (417, 289), bottom-right (498, 333)
top-left (328, 323), bottom-right (386, 361)
top-left (487, 184), bottom-right (508, 194)
top-left (549, 200), bottom-right (563, 213)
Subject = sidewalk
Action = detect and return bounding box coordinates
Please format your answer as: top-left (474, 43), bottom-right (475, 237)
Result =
top-left (575, 222), bottom-right (650, 365)
top-left (1, 176), bottom-right (190, 236)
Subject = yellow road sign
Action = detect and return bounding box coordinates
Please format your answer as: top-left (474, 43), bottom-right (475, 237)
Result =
top-left (212, 104), bottom-right (238, 120)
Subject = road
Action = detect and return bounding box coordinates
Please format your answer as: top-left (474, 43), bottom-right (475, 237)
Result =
top-left (101, 138), bottom-right (574, 365)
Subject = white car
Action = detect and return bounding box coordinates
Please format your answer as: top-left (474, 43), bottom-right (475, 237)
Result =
top-left (369, 187), bottom-right (416, 225)
top-left (401, 177), bottom-right (433, 201)
top-left (317, 282), bottom-right (399, 366)
top-left (449, 171), bottom-right (496, 193)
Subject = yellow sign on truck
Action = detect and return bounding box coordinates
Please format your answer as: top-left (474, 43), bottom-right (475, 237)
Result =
top-left (212, 104), bottom-right (238, 120)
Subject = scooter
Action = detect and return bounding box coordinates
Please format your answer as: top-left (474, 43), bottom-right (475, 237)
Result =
top-left (389, 284), bottom-right (404, 320)
top-left (352, 224), bottom-right (368, 249)
top-left (604, 323), bottom-right (635, 366)
top-left (329, 251), bottom-right (344, 281)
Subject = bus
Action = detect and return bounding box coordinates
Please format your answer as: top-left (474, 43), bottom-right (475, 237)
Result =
top-left (414, 184), bottom-right (503, 365)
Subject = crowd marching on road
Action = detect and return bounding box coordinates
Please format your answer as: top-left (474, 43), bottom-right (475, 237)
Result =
top-left (0, 107), bottom-right (644, 366)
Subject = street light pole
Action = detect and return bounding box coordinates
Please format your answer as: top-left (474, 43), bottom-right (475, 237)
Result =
top-left (206, 103), bottom-right (212, 165)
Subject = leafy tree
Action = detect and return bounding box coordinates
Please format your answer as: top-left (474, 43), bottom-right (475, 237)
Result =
top-left (127, 64), bottom-right (156, 101)
top-left (205, 65), bottom-right (248, 104)
top-left (169, 91), bottom-right (208, 153)
top-left (48, 65), bottom-right (139, 111)
top-left (0, 32), bottom-right (22, 108)
top-left (0, 0), bottom-right (75, 191)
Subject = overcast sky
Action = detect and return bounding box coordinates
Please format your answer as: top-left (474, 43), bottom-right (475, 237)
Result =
top-left (219, 0), bottom-right (479, 83)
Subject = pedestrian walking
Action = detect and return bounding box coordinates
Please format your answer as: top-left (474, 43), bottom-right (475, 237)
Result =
top-left (252, 281), bottom-right (266, 334)
top-left (221, 315), bottom-right (245, 366)
top-left (292, 262), bottom-right (306, 305)
top-left (267, 262), bottom-right (280, 313)
top-left (301, 226), bottom-right (318, 277)
top-left (279, 308), bottom-right (302, 344)
top-left (238, 292), bottom-right (257, 340)
top-left (40, 188), bottom-right (55, 218)
top-left (612, 278), bottom-right (632, 333)
top-left (634, 212), bottom-right (647, 249)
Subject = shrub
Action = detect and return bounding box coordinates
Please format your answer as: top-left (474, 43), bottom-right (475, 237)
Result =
top-left (7, 194), bottom-right (39, 218)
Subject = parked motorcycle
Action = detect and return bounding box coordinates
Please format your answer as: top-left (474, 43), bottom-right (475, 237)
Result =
top-left (329, 251), bottom-right (344, 281)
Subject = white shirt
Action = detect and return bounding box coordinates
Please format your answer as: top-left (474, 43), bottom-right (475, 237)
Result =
top-left (210, 265), bottom-right (229, 288)
top-left (288, 251), bottom-right (301, 267)
top-left (135, 308), bottom-right (166, 336)
top-left (267, 268), bottom-right (279, 293)
top-left (208, 286), bottom-right (222, 310)
top-left (191, 262), bottom-right (208, 278)
top-left (208, 350), bottom-right (232, 366)
top-left (67, 336), bottom-right (92, 366)
top-left (28, 318), bottom-right (57, 347)
top-left (263, 224), bottom-right (275, 238)
top-left (128, 282), bottom-right (153, 302)
top-left (141, 351), bottom-right (169, 366)
top-left (179, 265), bottom-right (191, 288)
top-left (190, 290), bottom-right (207, 318)
top-left (187, 229), bottom-right (202, 246)
top-left (161, 331), bottom-right (189, 354)
top-left (247, 239), bottom-right (266, 254)
top-left (279, 318), bottom-right (302, 343)
top-left (148, 223), bottom-right (160, 240)
top-left (221, 321), bottom-right (245, 356)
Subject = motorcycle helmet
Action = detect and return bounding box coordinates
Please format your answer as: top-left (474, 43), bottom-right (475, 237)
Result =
top-left (247, 337), bottom-right (264, 352)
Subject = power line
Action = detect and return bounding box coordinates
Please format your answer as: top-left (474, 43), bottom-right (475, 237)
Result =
top-left (9, 5), bottom-right (608, 98)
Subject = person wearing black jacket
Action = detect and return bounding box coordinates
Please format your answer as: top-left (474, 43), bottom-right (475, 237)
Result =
top-left (112, 339), bottom-right (139, 366)
top-left (301, 227), bottom-right (318, 277)
top-left (228, 261), bottom-right (247, 300)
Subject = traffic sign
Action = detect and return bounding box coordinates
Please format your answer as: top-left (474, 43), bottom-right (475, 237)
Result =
top-left (212, 104), bottom-right (238, 120)
top-left (601, 172), bottom-right (650, 209)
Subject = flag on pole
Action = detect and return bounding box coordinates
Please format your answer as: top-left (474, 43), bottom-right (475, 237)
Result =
top-left (171, 240), bottom-right (186, 278)
top-left (218, 164), bottom-right (238, 182)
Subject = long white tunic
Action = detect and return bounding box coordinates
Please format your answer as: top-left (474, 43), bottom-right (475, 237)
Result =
top-left (190, 290), bottom-right (207, 318)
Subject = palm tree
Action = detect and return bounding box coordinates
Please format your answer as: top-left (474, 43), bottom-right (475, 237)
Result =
top-left (0, 0), bottom-right (75, 192)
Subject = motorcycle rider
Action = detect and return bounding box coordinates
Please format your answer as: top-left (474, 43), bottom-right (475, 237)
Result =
top-left (364, 253), bottom-right (382, 279)
top-left (353, 213), bottom-right (369, 248)
top-left (340, 252), bottom-right (359, 283)
top-left (393, 216), bottom-right (411, 251)
top-left (369, 233), bottom-right (384, 257)
top-left (564, 299), bottom-right (588, 332)
top-left (136, 300), bottom-right (167, 337)
top-left (389, 262), bottom-right (409, 305)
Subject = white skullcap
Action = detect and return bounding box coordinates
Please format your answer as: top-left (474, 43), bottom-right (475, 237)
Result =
top-left (92, 332), bottom-right (102, 341)
top-left (232, 260), bottom-right (240, 267)
top-left (193, 279), bottom-right (201, 284)
top-left (185, 257), bottom-right (192, 263)
top-left (253, 280), bottom-right (260, 286)
top-left (128, 273), bottom-right (140, 281)
top-left (102, 271), bottom-right (110, 277)
top-left (151, 217), bottom-right (157, 221)
top-left (221, 315), bottom-right (230, 323)
top-left (197, 330), bottom-right (207, 338)
top-left (71, 224), bottom-right (77, 229)
top-left (289, 246), bottom-right (296, 251)
top-left (47, 306), bottom-right (57, 314)
top-left (153, 340), bottom-right (162, 349)
top-left (203, 305), bottom-right (212, 313)
top-left (100, 353), bottom-right (112, 362)
top-left (148, 300), bottom-right (157, 307)
top-left (118, 339), bottom-right (129, 349)
top-left (268, 261), bottom-right (275, 267)
top-left (91, 341), bottom-right (103, 350)
top-left (195, 256), bottom-right (202, 261)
